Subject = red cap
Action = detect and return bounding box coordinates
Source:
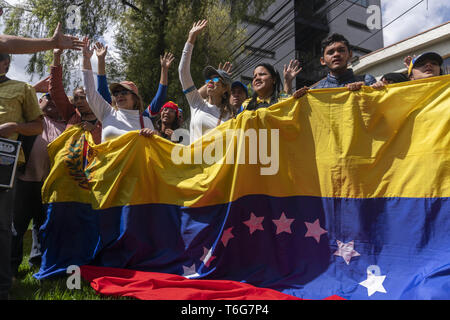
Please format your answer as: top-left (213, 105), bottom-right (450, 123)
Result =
top-left (161, 101), bottom-right (179, 118)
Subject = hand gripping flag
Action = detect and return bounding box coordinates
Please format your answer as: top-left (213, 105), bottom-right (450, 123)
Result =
top-left (35, 75), bottom-right (450, 300)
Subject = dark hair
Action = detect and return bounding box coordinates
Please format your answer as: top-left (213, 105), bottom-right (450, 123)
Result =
top-left (246, 63), bottom-right (282, 111)
top-left (0, 53), bottom-right (11, 62)
top-left (381, 73), bottom-right (408, 84)
top-left (156, 109), bottom-right (181, 133)
top-left (321, 33), bottom-right (351, 56)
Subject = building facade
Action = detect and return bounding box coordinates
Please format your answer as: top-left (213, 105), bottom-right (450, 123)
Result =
top-left (233, 0), bottom-right (384, 91)
top-left (350, 21), bottom-right (450, 79)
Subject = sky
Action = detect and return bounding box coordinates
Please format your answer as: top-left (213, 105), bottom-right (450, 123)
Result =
top-left (1, 0), bottom-right (450, 84)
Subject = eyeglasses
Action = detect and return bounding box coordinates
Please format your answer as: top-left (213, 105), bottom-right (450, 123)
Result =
top-left (112, 90), bottom-right (131, 97)
top-left (205, 77), bottom-right (220, 84)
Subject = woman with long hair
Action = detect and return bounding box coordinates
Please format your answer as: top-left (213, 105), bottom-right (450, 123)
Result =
top-left (81, 37), bottom-right (157, 141)
top-left (242, 60), bottom-right (302, 111)
top-left (155, 101), bottom-right (181, 142)
top-left (178, 20), bottom-right (234, 144)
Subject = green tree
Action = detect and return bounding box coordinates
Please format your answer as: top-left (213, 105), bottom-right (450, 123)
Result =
top-left (2, 0), bottom-right (275, 124)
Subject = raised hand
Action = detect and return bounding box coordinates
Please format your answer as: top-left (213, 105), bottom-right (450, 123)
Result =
top-left (51, 22), bottom-right (84, 51)
top-left (188, 20), bottom-right (208, 44)
top-left (82, 37), bottom-right (94, 59)
top-left (218, 61), bottom-right (233, 75)
top-left (284, 59), bottom-right (302, 83)
top-left (33, 76), bottom-right (51, 93)
top-left (403, 55), bottom-right (415, 69)
top-left (160, 52), bottom-right (175, 70)
top-left (94, 42), bottom-right (108, 59)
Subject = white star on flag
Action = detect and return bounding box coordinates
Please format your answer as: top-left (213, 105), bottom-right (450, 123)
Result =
top-left (334, 240), bottom-right (360, 265)
top-left (304, 219), bottom-right (327, 243)
top-left (272, 212), bottom-right (295, 235)
top-left (200, 247), bottom-right (216, 267)
top-left (359, 267), bottom-right (387, 297)
top-left (221, 227), bottom-right (234, 247)
top-left (243, 212), bottom-right (264, 235)
top-left (182, 263), bottom-right (199, 278)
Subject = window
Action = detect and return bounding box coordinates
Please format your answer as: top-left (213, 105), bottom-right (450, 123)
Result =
top-left (347, 18), bottom-right (370, 32)
top-left (443, 57), bottom-right (450, 75)
top-left (348, 0), bottom-right (369, 8)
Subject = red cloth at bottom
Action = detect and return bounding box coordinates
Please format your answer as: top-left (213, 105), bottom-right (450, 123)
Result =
top-left (81, 266), bottom-right (342, 300)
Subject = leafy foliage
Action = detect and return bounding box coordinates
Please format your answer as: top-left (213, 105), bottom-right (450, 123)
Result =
top-left (3, 0), bottom-right (275, 124)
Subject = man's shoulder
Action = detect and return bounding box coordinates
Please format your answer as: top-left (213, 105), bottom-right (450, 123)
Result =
top-left (0, 79), bottom-right (34, 95)
top-left (311, 78), bottom-right (328, 89)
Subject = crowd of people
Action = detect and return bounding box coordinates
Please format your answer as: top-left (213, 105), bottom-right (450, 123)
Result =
top-left (0, 20), bottom-right (446, 300)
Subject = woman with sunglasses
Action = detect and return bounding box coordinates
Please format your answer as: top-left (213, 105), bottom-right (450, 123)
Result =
top-left (81, 38), bottom-right (157, 142)
top-left (179, 20), bottom-right (234, 144)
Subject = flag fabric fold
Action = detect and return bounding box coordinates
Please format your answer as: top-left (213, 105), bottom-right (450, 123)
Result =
top-left (36, 75), bottom-right (450, 300)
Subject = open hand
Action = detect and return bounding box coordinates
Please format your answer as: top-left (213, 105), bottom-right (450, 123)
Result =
top-left (188, 20), bottom-right (208, 44)
top-left (82, 37), bottom-right (94, 59)
top-left (94, 42), bottom-right (108, 59)
top-left (160, 52), bottom-right (175, 69)
top-left (284, 59), bottom-right (302, 83)
top-left (51, 22), bottom-right (84, 51)
top-left (218, 61), bottom-right (233, 75)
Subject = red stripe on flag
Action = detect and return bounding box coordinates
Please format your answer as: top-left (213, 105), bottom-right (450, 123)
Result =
top-left (80, 265), bottom-right (308, 300)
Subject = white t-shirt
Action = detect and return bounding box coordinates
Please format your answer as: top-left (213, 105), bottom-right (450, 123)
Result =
top-left (82, 69), bottom-right (154, 142)
top-left (178, 42), bottom-right (231, 144)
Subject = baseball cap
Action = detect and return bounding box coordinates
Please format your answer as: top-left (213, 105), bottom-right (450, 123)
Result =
top-left (231, 81), bottom-right (249, 97)
top-left (110, 81), bottom-right (140, 96)
top-left (203, 66), bottom-right (232, 87)
top-left (408, 52), bottom-right (443, 77)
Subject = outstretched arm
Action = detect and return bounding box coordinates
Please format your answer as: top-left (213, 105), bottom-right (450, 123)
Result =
top-left (49, 49), bottom-right (76, 122)
top-left (94, 41), bottom-right (112, 104)
top-left (81, 38), bottom-right (109, 121)
top-left (179, 20), bottom-right (208, 94)
top-left (0, 22), bottom-right (83, 54)
top-left (147, 52), bottom-right (174, 117)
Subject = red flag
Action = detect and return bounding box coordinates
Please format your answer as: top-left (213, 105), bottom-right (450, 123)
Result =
top-left (81, 265), bottom-right (304, 300)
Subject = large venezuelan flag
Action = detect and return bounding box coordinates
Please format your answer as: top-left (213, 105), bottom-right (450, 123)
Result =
top-left (36, 75), bottom-right (450, 300)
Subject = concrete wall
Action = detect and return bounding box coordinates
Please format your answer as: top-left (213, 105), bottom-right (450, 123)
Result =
top-left (350, 21), bottom-right (450, 79)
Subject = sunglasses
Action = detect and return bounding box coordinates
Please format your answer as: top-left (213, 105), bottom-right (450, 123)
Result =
top-left (74, 95), bottom-right (86, 101)
top-left (112, 90), bottom-right (132, 97)
top-left (205, 77), bottom-right (220, 84)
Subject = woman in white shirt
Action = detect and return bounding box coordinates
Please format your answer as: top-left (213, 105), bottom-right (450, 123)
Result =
top-left (81, 37), bottom-right (157, 142)
top-left (179, 20), bottom-right (235, 144)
